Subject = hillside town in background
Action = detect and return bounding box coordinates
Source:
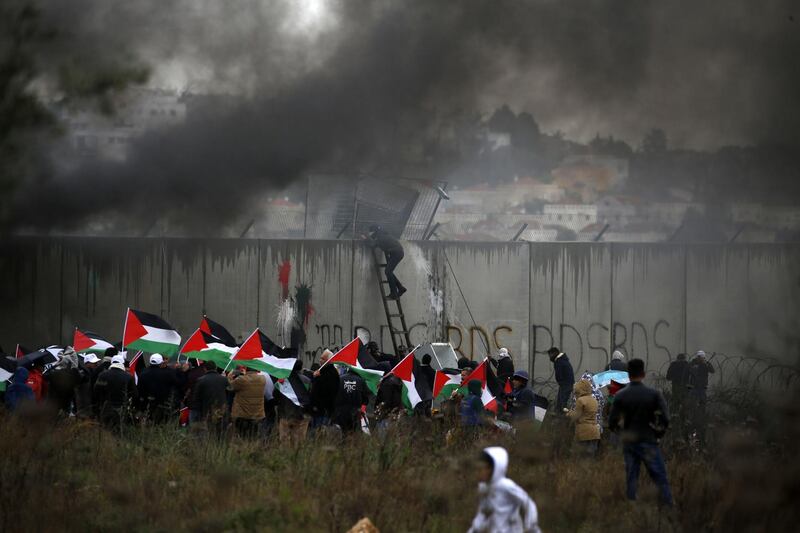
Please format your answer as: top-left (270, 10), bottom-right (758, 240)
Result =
top-left (54, 89), bottom-right (800, 243)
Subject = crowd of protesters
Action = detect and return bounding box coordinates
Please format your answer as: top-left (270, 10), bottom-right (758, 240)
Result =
top-left (2, 339), bottom-right (720, 513)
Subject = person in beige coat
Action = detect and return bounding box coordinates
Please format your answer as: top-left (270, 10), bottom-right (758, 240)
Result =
top-left (229, 367), bottom-right (266, 438)
top-left (566, 378), bottom-right (601, 456)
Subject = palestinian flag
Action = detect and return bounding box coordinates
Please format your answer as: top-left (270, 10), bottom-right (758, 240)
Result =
top-left (128, 351), bottom-right (142, 385)
top-left (73, 328), bottom-right (114, 355)
top-left (0, 357), bottom-right (15, 383)
top-left (44, 345), bottom-right (65, 362)
top-left (274, 374), bottom-right (311, 408)
top-left (533, 394), bottom-right (548, 424)
top-left (123, 308), bottom-right (181, 357)
top-left (199, 316), bottom-right (238, 347)
top-left (389, 350), bottom-right (433, 411)
top-left (230, 329), bottom-right (296, 378)
top-left (181, 329), bottom-right (237, 367)
top-left (179, 406), bottom-right (190, 427)
top-left (15, 344), bottom-right (31, 359)
top-left (324, 338), bottom-right (384, 393)
top-left (433, 369), bottom-right (462, 400)
top-left (503, 378), bottom-right (513, 410)
top-left (461, 358), bottom-right (499, 413)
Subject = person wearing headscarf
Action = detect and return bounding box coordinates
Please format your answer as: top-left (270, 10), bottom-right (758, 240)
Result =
top-left (605, 350), bottom-right (628, 372)
top-left (566, 379), bottom-right (601, 457)
top-left (469, 446), bottom-right (541, 533)
top-left (577, 371), bottom-right (605, 433)
top-left (495, 347), bottom-right (515, 382)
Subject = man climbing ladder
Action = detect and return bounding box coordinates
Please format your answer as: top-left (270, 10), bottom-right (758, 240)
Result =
top-left (368, 225), bottom-right (406, 300)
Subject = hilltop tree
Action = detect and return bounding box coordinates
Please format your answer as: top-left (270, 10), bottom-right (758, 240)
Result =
top-left (640, 128), bottom-right (668, 154)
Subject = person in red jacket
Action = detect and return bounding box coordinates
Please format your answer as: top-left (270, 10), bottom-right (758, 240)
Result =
top-left (26, 362), bottom-right (46, 402)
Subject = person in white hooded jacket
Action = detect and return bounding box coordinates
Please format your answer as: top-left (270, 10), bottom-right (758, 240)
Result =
top-left (468, 446), bottom-right (541, 533)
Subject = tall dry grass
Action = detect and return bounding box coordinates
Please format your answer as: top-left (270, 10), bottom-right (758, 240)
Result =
top-left (0, 391), bottom-right (798, 532)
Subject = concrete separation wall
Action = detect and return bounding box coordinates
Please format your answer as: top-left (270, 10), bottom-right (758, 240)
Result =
top-left (1, 237), bottom-right (798, 390)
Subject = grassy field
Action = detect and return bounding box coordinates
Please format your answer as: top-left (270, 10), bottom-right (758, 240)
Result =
top-left (0, 394), bottom-right (797, 533)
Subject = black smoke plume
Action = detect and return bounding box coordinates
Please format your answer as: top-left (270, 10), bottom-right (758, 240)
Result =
top-left (10, 0), bottom-right (800, 234)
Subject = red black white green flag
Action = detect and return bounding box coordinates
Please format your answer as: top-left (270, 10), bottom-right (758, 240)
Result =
top-left (180, 329), bottom-right (237, 367)
top-left (323, 337), bottom-right (384, 393)
top-left (128, 351), bottom-right (142, 385)
top-left (229, 329), bottom-right (296, 378)
top-left (122, 308), bottom-right (181, 357)
top-left (275, 374), bottom-right (311, 408)
top-left (73, 328), bottom-right (114, 355)
top-left (15, 344), bottom-right (31, 359)
top-left (389, 349), bottom-right (433, 411)
top-left (199, 316), bottom-right (238, 347)
top-left (461, 358), bottom-right (499, 413)
top-left (433, 369), bottom-right (462, 400)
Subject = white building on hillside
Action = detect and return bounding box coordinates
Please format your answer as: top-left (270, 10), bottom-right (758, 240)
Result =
top-left (542, 204), bottom-right (598, 226)
top-left (59, 89), bottom-right (187, 162)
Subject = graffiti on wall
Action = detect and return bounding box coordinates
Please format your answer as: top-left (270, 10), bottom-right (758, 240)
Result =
top-left (302, 323), bottom-right (346, 363)
top-left (446, 324), bottom-right (514, 360)
top-left (531, 320), bottom-right (674, 371)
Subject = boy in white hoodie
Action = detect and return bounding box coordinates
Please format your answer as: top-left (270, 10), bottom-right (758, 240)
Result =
top-left (468, 446), bottom-right (541, 533)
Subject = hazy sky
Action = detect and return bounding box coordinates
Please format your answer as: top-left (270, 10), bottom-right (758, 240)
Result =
top-left (131, 0), bottom-right (800, 150)
top-left (15, 0), bottom-right (799, 232)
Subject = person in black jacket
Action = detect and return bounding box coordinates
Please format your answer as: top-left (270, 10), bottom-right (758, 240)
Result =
top-left (93, 360), bottom-right (137, 429)
top-left (368, 225), bottom-right (406, 300)
top-left (548, 347), bottom-right (574, 411)
top-left (608, 358), bottom-right (673, 506)
top-left (688, 350), bottom-right (715, 443)
top-left (665, 353), bottom-right (691, 421)
top-left (334, 368), bottom-right (368, 433)
top-left (45, 349), bottom-right (82, 415)
top-left (75, 353), bottom-right (105, 418)
top-left (494, 348), bottom-right (515, 382)
top-left (192, 361), bottom-right (229, 436)
top-left (311, 350), bottom-right (339, 427)
top-left (418, 354), bottom-right (436, 391)
top-left (375, 374), bottom-right (403, 421)
top-left (183, 359), bottom-right (207, 424)
top-left (137, 354), bottom-right (186, 424)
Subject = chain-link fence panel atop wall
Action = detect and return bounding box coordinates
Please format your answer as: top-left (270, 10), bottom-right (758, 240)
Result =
top-left (304, 174), bottom-right (445, 239)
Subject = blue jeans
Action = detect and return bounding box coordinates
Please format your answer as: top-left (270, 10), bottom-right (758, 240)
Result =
top-left (623, 442), bottom-right (673, 506)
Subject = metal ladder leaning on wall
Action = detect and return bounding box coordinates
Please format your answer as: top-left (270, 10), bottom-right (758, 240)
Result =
top-left (372, 247), bottom-right (412, 356)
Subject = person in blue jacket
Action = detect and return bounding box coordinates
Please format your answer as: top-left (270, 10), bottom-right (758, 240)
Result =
top-left (5, 367), bottom-right (34, 412)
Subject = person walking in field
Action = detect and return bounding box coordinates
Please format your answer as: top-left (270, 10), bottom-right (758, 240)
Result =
top-left (468, 446), bottom-right (541, 533)
top-left (609, 358), bottom-right (673, 506)
top-left (548, 347), bottom-right (574, 411)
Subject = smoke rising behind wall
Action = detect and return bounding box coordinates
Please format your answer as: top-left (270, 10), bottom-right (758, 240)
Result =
top-left (12, 0), bottom-right (800, 234)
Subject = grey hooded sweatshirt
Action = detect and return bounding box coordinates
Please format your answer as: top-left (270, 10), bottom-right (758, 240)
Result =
top-left (468, 447), bottom-right (541, 533)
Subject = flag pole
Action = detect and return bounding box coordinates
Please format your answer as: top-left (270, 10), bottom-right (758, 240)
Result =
top-left (224, 327), bottom-right (256, 373)
top-left (121, 307), bottom-right (130, 354)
